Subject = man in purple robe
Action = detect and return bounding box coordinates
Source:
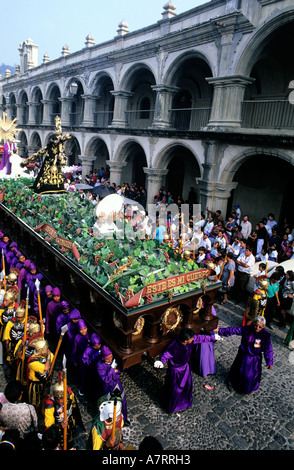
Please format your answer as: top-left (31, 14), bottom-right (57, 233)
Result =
top-left (0, 235), bottom-right (10, 258)
top-left (32, 282), bottom-right (49, 320)
top-left (56, 301), bottom-right (70, 335)
top-left (19, 259), bottom-right (32, 298)
top-left (0, 140), bottom-right (15, 174)
top-left (96, 345), bottom-right (129, 425)
top-left (5, 241), bottom-right (18, 270)
top-left (71, 319), bottom-right (89, 396)
top-left (154, 327), bottom-right (219, 413)
top-left (193, 305), bottom-right (218, 378)
top-left (27, 269), bottom-right (43, 312)
top-left (14, 252), bottom-right (26, 271)
top-left (82, 332), bottom-right (102, 368)
top-left (45, 286), bottom-right (61, 340)
top-left (64, 308), bottom-right (81, 364)
top-left (82, 332), bottom-right (102, 402)
top-left (218, 316), bottom-right (273, 394)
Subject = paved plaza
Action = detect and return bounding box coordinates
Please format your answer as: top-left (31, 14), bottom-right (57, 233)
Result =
top-left (2, 299), bottom-right (292, 452)
top-left (116, 301), bottom-right (294, 451)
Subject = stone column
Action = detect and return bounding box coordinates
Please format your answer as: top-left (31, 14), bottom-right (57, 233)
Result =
top-left (81, 94), bottom-right (97, 127)
top-left (27, 101), bottom-right (38, 125)
top-left (79, 155), bottom-right (97, 179)
top-left (4, 105), bottom-right (13, 120)
top-left (59, 97), bottom-right (73, 127)
top-left (206, 75), bottom-right (254, 128)
top-left (41, 99), bottom-right (53, 125)
top-left (197, 180), bottom-right (238, 215)
top-left (151, 84), bottom-right (179, 129)
top-left (110, 90), bottom-right (133, 128)
top-left (106, 160), bottom-right (127, 187)
top-left (16, 104), bottom-right (26, 125)
top-left (143, 167), bottom-right (169, 207)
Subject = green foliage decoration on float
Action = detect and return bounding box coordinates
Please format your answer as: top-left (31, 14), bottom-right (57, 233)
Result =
top-left (0, 178), bottom-right (212, 307)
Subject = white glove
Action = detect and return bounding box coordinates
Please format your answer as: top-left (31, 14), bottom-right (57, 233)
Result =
top-left (214, 333), bottom-right (222, 341)
top-left (154, 360), bottom-right (164, 369)
top-left (111, 359), bottom-right (117, 369)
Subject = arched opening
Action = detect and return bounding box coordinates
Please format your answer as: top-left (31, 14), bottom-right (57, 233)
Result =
top-left (30, 132), bottom-right (42, 154)
top-left (47, 84), bottom-right (61, 125)
top-left (169, 55), bottom-right (213, 130)
top-left (68, 80), bottom-right (84, 126)
top-left (123, 65), bottom-right (156, 128)
top-left (88, 138), bottom-right (110, 174)
top-left (9, 94), bottom-right (17, 120)
top-left (164, 146), bottom-right (201, 202)
top-left (93, 74), bottom-right (115, 126)
top-left (17, 131), bottom-right (28, 157)
top-left (64, 136), bottom-right (81, 166)
top-left (242, 21), bottom-right (294, 129)
top-left (119, 142), bottom-right (147, 188)
top-left (18, 91), bottom-right (29, 125)
top-left (228, 154), bottom-right (294, 227)
top-left (31, 87), bottom-right (43, 124)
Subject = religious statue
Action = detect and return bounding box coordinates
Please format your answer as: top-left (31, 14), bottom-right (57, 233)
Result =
top-left (21, 116), bottom-right (71, 194)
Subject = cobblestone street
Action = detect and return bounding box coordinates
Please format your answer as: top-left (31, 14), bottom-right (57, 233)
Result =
top-left (2, 299), bottom-right (290, 452)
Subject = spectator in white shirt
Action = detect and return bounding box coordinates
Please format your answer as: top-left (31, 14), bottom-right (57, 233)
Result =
top-left (199, 233), bottom-right (211, 252)
top-left (203, 217), bottom-right (214, 236)
top-left (241, 215), bottom-right (252, 240)
top-left (193, 212), bottom-right (205, 233)
top-left (233, 247), bottom-right (255, 304)
top-left (228, 239), bottom-right (241, 259)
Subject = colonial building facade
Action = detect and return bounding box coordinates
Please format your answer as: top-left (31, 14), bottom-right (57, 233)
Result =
top-left (1, 0), bottom-right (294, 225)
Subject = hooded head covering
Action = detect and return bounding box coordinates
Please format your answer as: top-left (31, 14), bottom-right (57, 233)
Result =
top-left (90, 332), bottom-right (102, 345)
top-left (45, 285), bottom-right (53, 293)
top-left (61, 301), bottom-right (70, 310)
top-left (101, 345), bottom-right (112, 359)
top-left (24, 260), bottom-right (31, 268)
top-left (52, 287), bottom-right (61, 296)
top-left (78, 318), bottom-right (87, 330)
top-left (69, 309), bottom-right (81, 320)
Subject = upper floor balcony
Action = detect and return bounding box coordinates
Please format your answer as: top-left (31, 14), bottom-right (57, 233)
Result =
top-left (5, 96), bottom-right (294, 136)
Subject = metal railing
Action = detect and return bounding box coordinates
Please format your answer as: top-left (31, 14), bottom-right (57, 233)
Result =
top-left (93, 111), bottom-right (114, 127)
top-left (29, 100), bottom-right (294, 131)
top-left (241, 99), bottom-right (294, 129)
top-left (69, 112), bottom-right (83, 126)
top-left (169, 107), bottom-right (211, 130)
top-left (125, 109), bottom-right (155, 128)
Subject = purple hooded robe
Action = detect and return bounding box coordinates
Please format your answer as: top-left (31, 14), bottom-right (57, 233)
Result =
top-left (160, 333), bottom-right (217, 413)
top-left (193, 305), bottom-right (217, 377)
top-left (96, 346), bottom-right (128, 422)
top-left (45, 288), bottom-right (61, 336)
top-left (82, 333), bottom-right (102, 400)
top-left (0, 141), bottom-right (15, 174)
top-left (218, 325), bottom-right (274, 394)
top-left (71, 319), bottom-right (89, 393)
